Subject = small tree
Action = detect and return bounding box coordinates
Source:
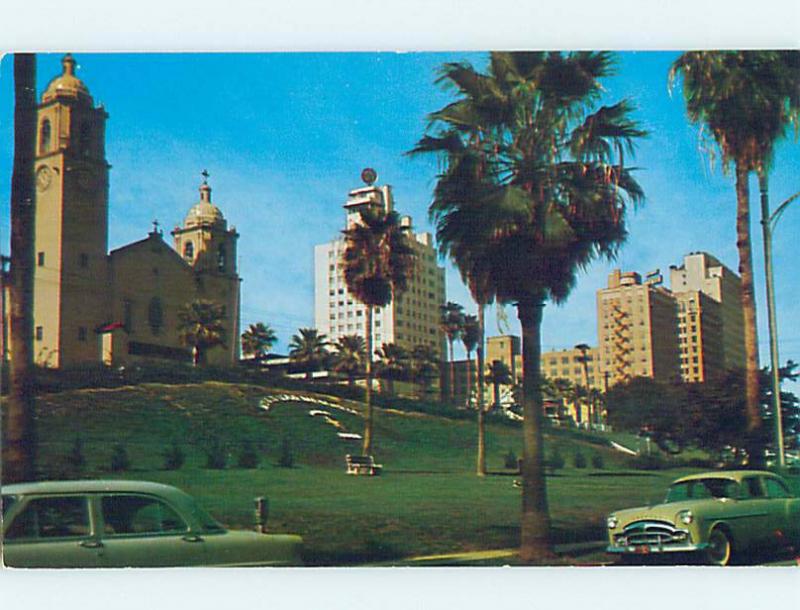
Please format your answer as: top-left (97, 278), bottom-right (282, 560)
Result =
top-left (178, 299), bottom-right (227, 366)
top-left (277, 437), bottom-right (294, 468)
top-left (67, 436), bottom-right (86, 472)
top-left (204, 436), bottom-right (227, 470)
top-left (440, 302), bottom-right (465, 402)
top-left (546, 446), bottom-right (565, 474)
top-left (591, 453), bottom-right (605, 469)
top-left (288, 328), bottom-right (329, 380)
top-left (162, 442), bottom-right (186, 470)
top-left (332, 334), bottom-right (366, 386)
top-left (573, 450), bottom-right (587, 469)
top-left (237, 440), bottom-right (260, 469)
top-left (241, 322), bottom-right (277, 360)
top-left (374, 342), bottom-right (410, 396)
top-left (410, 344), bottom-right (439, 398)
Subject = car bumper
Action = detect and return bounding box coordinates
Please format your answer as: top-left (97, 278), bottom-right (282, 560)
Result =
top-left (607, 542), bottom-right (710, 555)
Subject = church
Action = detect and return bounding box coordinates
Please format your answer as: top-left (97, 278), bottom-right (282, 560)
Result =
top-left (30, 54), bottom-right (241, 368)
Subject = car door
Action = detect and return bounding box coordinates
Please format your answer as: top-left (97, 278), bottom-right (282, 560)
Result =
top-left (95, 493), bottom-right (207, 567)
top-left (737, 475), bottom-right (772, 551)
top-left (762, 476), bottom-right (800, 548)
top-left (3, 495), bottom-right (104, 568)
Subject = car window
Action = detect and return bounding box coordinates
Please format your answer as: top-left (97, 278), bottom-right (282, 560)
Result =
top-left (742, 477), bottom-right (765, 498)
top-left (5, 496), bottom-right (90, 540)
top-left (2, 495), bottom-right (16, 517)
top-left (665, 479), bottom-right (739, 502)
top-left (764, 477), bottom-right (792, 499)
top-left (101, 495), bottom-right (188, 535)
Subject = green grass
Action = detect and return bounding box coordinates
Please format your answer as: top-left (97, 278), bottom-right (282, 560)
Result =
top-left (19, 382), bottom-right (711, 564)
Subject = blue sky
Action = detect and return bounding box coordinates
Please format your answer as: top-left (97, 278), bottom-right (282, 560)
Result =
top-left (1, 51), bottom-right (798, 369)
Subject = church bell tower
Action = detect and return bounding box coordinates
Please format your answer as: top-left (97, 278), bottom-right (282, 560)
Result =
top-left (33, 54), bottom-right (111, 367)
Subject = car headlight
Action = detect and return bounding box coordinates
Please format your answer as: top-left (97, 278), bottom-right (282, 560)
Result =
top-left (607, 515), bottom-right (618, 529)
top-left (677, 510), bottom-right (693, 525)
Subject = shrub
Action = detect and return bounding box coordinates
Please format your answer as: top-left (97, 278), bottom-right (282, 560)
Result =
top-left (629, 453), bottom-right (666, 470)
top-left (546, 446), bottom-right (565, 472)
top-left (162, 442), bottom-right (186, 470)
top-left (110, 444), bottom-right (131, 472)
top-left (204, 436), bottom-right (227, 470)
top-left (573, 450), bottom-right (587, 469)
top-left (66, 436), bottom-right (86, 471)
top-left (237, 440), bottom-right (260, 469)
top-left (503, 449), bottom-right (519, 470)
top-left (591, 453), bottom-right (605, 469)
top-left (277, 437), bottom-right (294, 468)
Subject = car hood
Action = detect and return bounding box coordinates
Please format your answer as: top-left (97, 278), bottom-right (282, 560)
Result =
top-left (611, 498), bottom-right (736, 525)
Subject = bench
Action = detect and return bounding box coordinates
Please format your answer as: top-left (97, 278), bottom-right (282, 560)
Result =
top-left (345, 454), bottom-right (383, 476)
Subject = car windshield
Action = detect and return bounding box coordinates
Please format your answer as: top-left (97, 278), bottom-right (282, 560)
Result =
top-left (665, 478), bottom-right (740, 503)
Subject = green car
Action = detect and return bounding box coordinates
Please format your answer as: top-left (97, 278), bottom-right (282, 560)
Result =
top-left (606, 470), bottom-right (800, 565)
top-left (1, 480), bottom-right (303, 568)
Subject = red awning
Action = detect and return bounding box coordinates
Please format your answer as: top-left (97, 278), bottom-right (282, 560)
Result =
top-left (95, 321), bottom-right (126, 334)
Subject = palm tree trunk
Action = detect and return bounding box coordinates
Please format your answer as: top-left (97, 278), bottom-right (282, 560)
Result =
top-left (735, 163), bottom-right (763, 461)
top-left (476, 305), bottom-right (486, 477)
top-left (517, 298), bottom-right (553, 562)
top-left (362, 306), bottom-right (374, 456)
top-left (465, 349), bottom-right (472, 407)
top-left (448, 339), bottom-right (455, 403)
top-left (4, 54), bottom-right (37, 484)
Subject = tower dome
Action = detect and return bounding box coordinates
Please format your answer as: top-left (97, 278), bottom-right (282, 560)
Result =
top-left (184, 175), bottom-right (226, 229)
top-left (42, 54), bottom-right (93, 104)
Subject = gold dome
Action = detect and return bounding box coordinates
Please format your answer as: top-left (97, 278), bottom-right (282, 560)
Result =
top-left (42, 54), bottom-right (92, 104)
top-left (184, 182), bottom-right (226, 228)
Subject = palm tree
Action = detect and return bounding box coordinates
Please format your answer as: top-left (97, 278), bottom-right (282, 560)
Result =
top-left (241, 322), bottom-right (277, 360)
top-left (670, 52), bottom-right (800, 462)
top-left (440, 301), bottom-right (464, 402)
top-left (414, 52), bottom-right (646, 562)
top-left (575, 343), bottom-right (592, 424)
top-left (177, 300), bottom-right (227, 366)
top-left (3, 53), bottom-right (37, 483)
top-left (410, 344), bottom-right (439, 398)
top-left (486, 360), bottom-right (513, 409)
top-left (460, 314), bottom-right (480, 407)
top-left (342, 206), bottom-right (415, 455)
top-left (374, 342), bottom-right (409, 396)
top-left (288, 328), bottom-right (329, 380)
top-left (332, 334), bottom-right (366, 386)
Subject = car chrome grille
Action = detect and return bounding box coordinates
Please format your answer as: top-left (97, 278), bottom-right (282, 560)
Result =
top-left (615, 520), bottom-right (689, 547)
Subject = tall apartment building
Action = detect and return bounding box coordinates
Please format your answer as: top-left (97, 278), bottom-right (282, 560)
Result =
top-left (670, 252), bottom-right (745, 373)
top-left (313, 175), bottom-right (446, 361)
top-left (674, 290), bottom-right (724, 382)
top-left (597, 270), bottom-right (681, 385)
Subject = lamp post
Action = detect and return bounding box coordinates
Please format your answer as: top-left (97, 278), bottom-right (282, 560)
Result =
top-left (760, 182), bottom-right (800, 470)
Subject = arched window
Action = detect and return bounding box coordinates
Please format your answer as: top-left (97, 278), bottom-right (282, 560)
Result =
top-left (183, 241), bottom-right (194, 260)
top-left (40, 119), bottom-right (51, 153)
top-left (79, 122), bottom-right (91, 156)
top-left (148, 297), bottom-right (163, 335)
top-left (217, 244), bottom-right (226, 272)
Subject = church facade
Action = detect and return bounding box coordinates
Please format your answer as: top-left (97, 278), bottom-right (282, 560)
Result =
top-left (29, 54), bottom-right (241, 368)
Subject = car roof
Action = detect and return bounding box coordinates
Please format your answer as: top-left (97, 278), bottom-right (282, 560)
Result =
top-left (1, 479), bottom-right (191, 501)
top-left (671, 470), bottom-right (783, 484)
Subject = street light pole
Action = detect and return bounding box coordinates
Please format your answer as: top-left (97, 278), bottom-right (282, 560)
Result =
top-left (760, 177), bottom-right (800, 470)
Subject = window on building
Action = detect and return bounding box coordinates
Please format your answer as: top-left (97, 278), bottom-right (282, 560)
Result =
top-left (79, 122), bottom-right (92, 155)
top-left (123, 300), bottom-right (133, 332)
top-left (217, 244), bottom-right (226, 272)
top-left (148, 297), bottom-right (163, 335)
top-left (79, 253), bottom-right (88, 268)
top-left (183, 241), bottom-right (194, 260)
top-left (78, 327), bottom-right (87, 342)
top-left (39, 119), bottom-right (51, 153)
top-left (35, 326), bottom-right (43, 341)
top-left (37, 252), bottom-right (45, 267)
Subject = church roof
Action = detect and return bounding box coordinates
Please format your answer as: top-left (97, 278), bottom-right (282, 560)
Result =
top-left (42, 54), bottom-right (93, 104)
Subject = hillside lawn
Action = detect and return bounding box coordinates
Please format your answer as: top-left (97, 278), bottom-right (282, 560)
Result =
top-left (13, 381), bottom-right (764, 565)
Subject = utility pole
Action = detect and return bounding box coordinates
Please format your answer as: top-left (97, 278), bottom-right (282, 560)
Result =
top-left (3, 53), bottom-right (38, 483)
top-left (760, 178), bottom-right (800, 470)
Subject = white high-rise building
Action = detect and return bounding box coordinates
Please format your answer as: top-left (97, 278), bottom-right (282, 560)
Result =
top-left (314, 175), bottom-right (446, 361)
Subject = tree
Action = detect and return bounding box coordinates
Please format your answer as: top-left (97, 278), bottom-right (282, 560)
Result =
top-left (669, 51), bottom-right (800, 463)
top-left (486, 360), bottom-right (513, 409)
top-left (574, 343), bottom-right (592, 425)
top-left (177, 300), bottom-right (227, 366)
top-left (288, 328), bottom-right (329, 380)
top-left (241, 322), bottom-right (277, 360)
top-left (440, 301), bottom-right (464, 402)
top-left (332, 334), bottom-right (366, 386)
top-left (414, 52), bottom-right (646, 561)
top-left (410, 344), bottom-right (439, 398)
top-left (374, 342), bottom-right (409, 396)
top-left (460, 314), bottom-right (480, 407)
top-left (342, 206), bottom-right (415, 455)
top-left (3, 54), bottom-right (37, 483)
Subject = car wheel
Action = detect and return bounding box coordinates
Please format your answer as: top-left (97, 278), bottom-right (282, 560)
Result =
top-left (704, 528), bottom-right (733, 566)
